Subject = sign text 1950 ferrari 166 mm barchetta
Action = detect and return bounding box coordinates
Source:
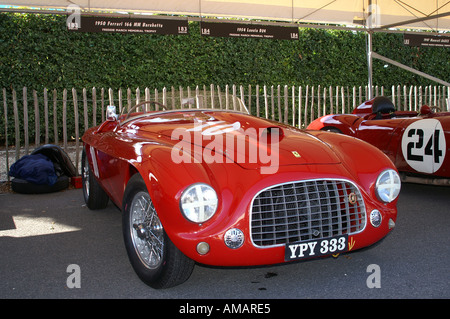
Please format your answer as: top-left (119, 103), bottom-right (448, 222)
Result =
top-left (308, 96), bottom-right (449, 185)
top-left (81, 100), bottom-right (400, 288)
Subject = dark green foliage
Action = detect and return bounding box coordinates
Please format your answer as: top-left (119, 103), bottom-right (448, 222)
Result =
top-left (1, 12), bottom-right (448, 92)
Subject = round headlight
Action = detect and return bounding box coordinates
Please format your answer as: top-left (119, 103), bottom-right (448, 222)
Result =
top-left (180, 183), bottom-right (218, 223)
top-left (375, 169), bottom-right (401, 203)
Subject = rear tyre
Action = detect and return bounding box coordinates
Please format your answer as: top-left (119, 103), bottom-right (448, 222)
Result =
top-left (81, 148), bottom-right (109, 210)
top-left (122, 174), bottom-right (195, 289)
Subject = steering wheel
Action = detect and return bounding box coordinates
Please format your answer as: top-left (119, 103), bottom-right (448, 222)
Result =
top-left (122, 101), bottom-right (167, 120)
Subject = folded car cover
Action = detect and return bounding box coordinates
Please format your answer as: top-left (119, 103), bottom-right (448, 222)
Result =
top-left (31, 144), bottom-right (77, 177)
top-left (9, 153), bottom-right (58, 185)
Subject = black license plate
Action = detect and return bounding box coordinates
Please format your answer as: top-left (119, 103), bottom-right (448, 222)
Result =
top-left (285, 234), bottom-right (348, 261)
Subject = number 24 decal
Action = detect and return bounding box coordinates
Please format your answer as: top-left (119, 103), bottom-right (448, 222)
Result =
top-left (407, 128), bottom-right (443, 163)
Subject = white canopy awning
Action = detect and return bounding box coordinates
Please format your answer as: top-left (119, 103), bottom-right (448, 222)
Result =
top-left (2, 0), bottom-right (450, 32)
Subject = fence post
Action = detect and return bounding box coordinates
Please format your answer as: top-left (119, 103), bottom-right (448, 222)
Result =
top-left (13, 89), bottom-right (19, 161)
top-left (44, 88), bottom-right (49, 144)
top-left (329, 86), bottom-right (334, 114)
top-left (304, 85), bottom-right (309, 126)
top-left (217, 85), bottom-right (223, 110)
top-left (178, 86), bottom-right (183, 109)
top-left (210, 84), bottom-right (215, 109)
top-left (127, 88), bottom-right (132, 112)
top-left (83, 88), bottom-right (88, 132)
top-left (23, 87), bottom-right (29, 155)
top-left (247, 84), bottom-right (252, 114)
top-left (62, 89), bottom-right (68, 150)
top-left (162, 87), bottom-right (167, 107)
top-left (298, 86), bottom-right (302, 128)
top-left (33, 90), bottom-right (40, 148)
top-left (232, 84), bottom-right (237, 111)
top-left (118, 88), bottom-right (123, 113)
top-left (154, 88), bottom-right (159, 110)
top-left (171, 86), bottom-right (175, 109)
top-left (419, 86), bottom-right (423, 108)
top-left (414, 86), bottom-right (418, 111)
top-left (263, 85), bottom-right (268, 119)
top-left (291, 86), bottom-right (296, 127)
top-left (136, 87), bottom-right (141, 108)
top-left (270, 85), bottom-right (283, 122)
top-left (284, 85), bottom-right (289, 124)
top-left (72, 88), bottom-right (80, 173)
top-left (317, 85), bottom-right (321, 118)
top-left (447, 86), bottom-right (450, 111)
top-left (195, 86), bottom-right (200, 108)
top-left (101, 88), bottom-right (105, 122)
top-left (53, 89), bottom-right (58, 145)
top-left (3, 88), bottom-right (10, 181)
top-left (255, 85), bottom-right (260, 117)
top-left (310, 85), bottom-right (315, 123)
top-left (92, 87), bottom-right (97, 127)
top-left (240, 85), bottom-right (245, 112)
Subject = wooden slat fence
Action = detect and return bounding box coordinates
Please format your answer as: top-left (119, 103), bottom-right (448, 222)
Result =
top-left (1, 84), bottom-right (449, 181)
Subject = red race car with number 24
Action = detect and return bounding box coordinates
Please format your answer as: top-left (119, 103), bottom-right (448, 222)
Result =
top-left (308, 96), bottom-right (450, 185)
top-left (81, 99), bottom-right (400, 288)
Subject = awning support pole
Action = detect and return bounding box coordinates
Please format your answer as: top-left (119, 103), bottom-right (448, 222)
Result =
top-left (367, 30), bottom-right (374, 100)
top-left (372, 52), bottom-right (450, 87)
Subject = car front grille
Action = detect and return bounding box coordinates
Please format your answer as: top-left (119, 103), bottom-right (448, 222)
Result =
top-left (250, 179), bottom-right (366, 247)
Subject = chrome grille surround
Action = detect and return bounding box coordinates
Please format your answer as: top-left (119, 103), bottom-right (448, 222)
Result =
top-left (250, 179), bottom-right (366, 248)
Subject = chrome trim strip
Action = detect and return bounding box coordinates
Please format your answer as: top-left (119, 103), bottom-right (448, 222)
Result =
top-left (89, 145), bottom-right (100, 178)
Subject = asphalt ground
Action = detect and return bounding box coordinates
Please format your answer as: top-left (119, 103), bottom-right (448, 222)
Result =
top-left (0, 182), bottom-right (448, 303)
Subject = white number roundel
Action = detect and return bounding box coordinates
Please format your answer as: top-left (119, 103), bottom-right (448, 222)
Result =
top-left (401, 119), bottom-right (446, 174)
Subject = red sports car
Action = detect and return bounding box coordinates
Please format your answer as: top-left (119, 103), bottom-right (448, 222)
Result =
top-left (308, 96), bottom-right (449, 185)
top-left (82, 100), bottom-right (400, 288)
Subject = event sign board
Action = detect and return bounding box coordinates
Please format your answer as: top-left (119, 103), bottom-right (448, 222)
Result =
top-left (403, 34), bottom-right (450, 47)
top-left (68, 16), bottom-right (189, 35)
top-left (200, 22), bottom-right (299, 40)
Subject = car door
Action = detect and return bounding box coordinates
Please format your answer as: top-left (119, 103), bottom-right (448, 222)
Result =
top-left (355, 117), bottom-right (407, 163)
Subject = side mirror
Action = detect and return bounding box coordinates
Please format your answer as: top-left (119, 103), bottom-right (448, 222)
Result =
top-left (106, 105), bottom-right (118, 121)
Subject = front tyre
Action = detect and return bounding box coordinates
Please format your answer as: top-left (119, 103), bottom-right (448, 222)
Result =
top-left (81, 148), bottom-right (109, 209)
top-left (122, 174), bottom-right (195, 289)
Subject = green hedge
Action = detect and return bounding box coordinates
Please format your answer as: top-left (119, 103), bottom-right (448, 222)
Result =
top-left (1, 12), bottom-right (449, 92)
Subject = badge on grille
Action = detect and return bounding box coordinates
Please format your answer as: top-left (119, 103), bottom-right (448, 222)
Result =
top-left (348, 192), bottom-right (357, 205)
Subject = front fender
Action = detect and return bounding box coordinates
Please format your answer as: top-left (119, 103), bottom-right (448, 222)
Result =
top-left (307, 130), bottom-right (398, 205)
top-left (135, 143), bottom-right (236, 249)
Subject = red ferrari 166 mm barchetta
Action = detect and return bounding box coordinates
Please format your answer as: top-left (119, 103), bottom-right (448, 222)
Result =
top-left (82, 100), bottom-right (400, 288)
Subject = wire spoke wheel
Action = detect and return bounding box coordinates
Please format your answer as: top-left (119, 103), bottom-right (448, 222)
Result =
top-left (129, 191), bottom-right (164, 269)
top-left (122, 174), bottom-right (195, 288)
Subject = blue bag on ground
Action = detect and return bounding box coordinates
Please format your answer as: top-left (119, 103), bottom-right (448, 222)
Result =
top-left (9, 153), bottom-right (58, 185)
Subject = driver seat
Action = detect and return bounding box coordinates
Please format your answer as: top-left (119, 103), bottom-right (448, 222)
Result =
top-left (372, 96), bottom-right (395, 119)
